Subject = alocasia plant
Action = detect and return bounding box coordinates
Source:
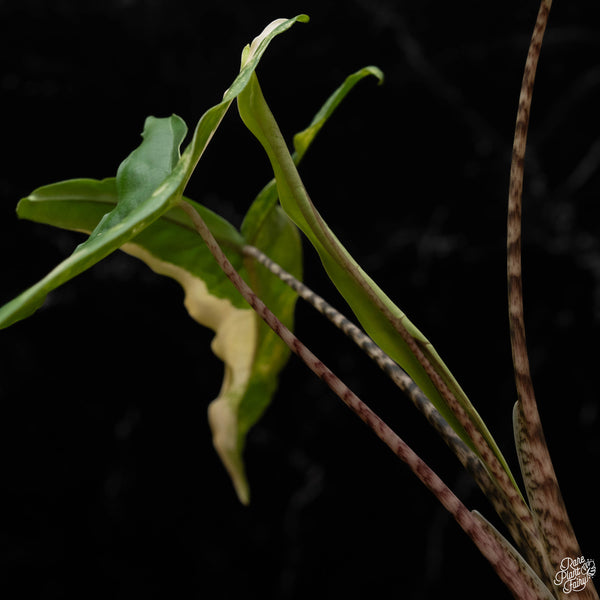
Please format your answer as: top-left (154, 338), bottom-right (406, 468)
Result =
top-left (1, 5), bottom-right (597, 599)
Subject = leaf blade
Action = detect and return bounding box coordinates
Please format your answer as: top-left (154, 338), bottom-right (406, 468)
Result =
top-left (0, 16), bottom-right (309, 330)
top-left (237, 67), bottom-right (522, 498)
top-left (292, 65), bottom-right (383, 162)
top-left (0, 115), bottom-right (188, 328)
top-left (14, 173), bottom-right (302, 503)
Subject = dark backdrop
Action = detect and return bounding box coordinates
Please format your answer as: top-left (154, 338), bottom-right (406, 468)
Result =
top-left (1, 1), bottom-right (599, 598)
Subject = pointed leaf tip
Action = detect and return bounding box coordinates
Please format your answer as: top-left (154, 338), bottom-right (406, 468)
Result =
top-left (241, 15), bottom-right (309, 69)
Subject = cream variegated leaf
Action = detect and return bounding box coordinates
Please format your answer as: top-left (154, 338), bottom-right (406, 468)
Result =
top-left (122, 243), bottom-right (258, 504)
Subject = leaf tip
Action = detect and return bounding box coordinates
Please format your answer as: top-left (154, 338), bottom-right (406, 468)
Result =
top-left (369, 65), bottom-right (385, 85)
top-left (208, 397), bottom-right (252, 505)
top-left (240, 15), bottom-right (310, 69)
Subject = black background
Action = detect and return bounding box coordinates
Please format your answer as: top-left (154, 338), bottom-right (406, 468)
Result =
top-left (1, 1), bottom-right (599, 598)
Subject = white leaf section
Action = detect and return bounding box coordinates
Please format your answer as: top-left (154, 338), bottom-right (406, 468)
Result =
top-left (121, 242), bottom-right (257, 504)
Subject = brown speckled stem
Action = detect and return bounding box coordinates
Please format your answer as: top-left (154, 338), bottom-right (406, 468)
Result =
top-left (179, 200), bottom-right (551, 600)
top-left (507, 2), bottom-right (597, 598)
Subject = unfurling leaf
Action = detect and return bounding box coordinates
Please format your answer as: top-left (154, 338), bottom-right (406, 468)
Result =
top-left (237, 64), bottom-right (522, 499)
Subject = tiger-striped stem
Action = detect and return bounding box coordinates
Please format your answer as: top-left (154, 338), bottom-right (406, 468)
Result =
top-left (180, 199), bottom-right (549, 600)
top-left (507, 3), bottom-right (596, 598)
top-left (243, 244), bottom-right (551, 583)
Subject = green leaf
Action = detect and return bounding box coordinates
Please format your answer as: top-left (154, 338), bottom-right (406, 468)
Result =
top-left (240, 65), bottom-right (384, 240)
top-left (12, 50), bottom-right (373, 504)
top-left (209, 193), bottom-right (302, 504)
top-left (0, 15), bottom-right (310, 503)
top-left (0, 15), bottom-right (309, 330)
top-left (15, 178), bottom-right (248, 306)
top-left (89, 115), bottom-right (188, 240)
top-left (292, 65), bottom-right (384, 163)
top-left (14, 174), bottom-right (302, 504)
top-left (0, 115), bottom-right (188, 329)
top-left (237, 67), bottom-right (521, 495)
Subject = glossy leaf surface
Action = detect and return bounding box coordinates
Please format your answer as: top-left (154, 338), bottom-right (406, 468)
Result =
top-left (0, 115), bottom-right (188, 328)
top-left (6, 18), bottom-right (390, 503)
top-left (0, 15), bottom-right (309, 330)
top-left (237, 66), bottom-right (521, 495)
top-left (0, 16), bottom-right (310, 503)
